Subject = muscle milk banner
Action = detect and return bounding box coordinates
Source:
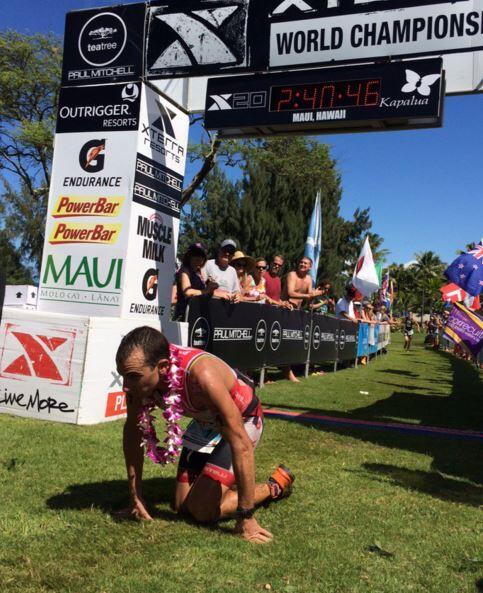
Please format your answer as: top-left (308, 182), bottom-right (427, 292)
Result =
top-left (122, 83), bottom-right (188, 321)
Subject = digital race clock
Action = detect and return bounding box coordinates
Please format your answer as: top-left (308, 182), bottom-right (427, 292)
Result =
top-left (204, 58), bottom-right (444, 137)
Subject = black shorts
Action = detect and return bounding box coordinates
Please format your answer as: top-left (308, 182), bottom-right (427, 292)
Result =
top-left (176, 415), bottom-right (263, 487)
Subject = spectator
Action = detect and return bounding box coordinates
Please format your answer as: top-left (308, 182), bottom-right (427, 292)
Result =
top-left (363, 301), bottom-right (377, 323)
top-left (204, 239), bottom-right (241, 302)
top-left (264, 255), bottom-right (292, 308)
top-left (230, 251), bottom-right (258, 301)
top-left (335, 285), bottom-right (358, 322)
top-left (310, 280), bottom-right (335, 315)
top-left (174, 243), bottom-right (218, 320)
top-left (283, 256), bottom-right (324, 309)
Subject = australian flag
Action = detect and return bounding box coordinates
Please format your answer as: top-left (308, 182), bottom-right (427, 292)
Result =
top-left (444, 241), bottom-right (483, 297)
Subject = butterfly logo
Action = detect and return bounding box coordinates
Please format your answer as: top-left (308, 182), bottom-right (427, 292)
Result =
top-left (401, 70), bottom-right (440, 97)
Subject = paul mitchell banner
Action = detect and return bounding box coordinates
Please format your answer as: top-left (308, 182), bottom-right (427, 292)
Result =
top-left (186, 297), bottom-right (370, 370)
top-left (62, 3), bottom-right (146, 86)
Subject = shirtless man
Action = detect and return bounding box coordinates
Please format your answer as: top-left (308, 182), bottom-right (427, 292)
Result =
top-left (115, 326), bottom-right (294, 543)
top-left (281, 257), bottom-right (324, 381)
top-left (283, 256), bottom-right (324, 309)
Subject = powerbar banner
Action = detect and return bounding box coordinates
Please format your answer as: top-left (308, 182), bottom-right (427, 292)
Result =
top-left (62, 2), bottom-right (146, 86)
top-left (444, 302), bottom-right (483, 356)
top-left (38, 126), bottom-right (138, 316)
top-left (146, 0), bottom-right (483, 78)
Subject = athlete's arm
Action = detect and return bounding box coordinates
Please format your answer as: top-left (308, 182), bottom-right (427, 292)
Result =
top-left (118, 394), bottom-right (152, 520)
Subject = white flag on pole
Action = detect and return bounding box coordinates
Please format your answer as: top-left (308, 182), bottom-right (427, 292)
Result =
top-left (352, 236), bottom-right (380, 297)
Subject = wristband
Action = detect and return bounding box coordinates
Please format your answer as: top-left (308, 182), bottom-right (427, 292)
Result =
top-left (235, 507), bottom-right (255, 520)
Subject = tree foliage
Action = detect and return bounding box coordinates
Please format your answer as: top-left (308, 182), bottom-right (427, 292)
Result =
top-left (389, 250), bottom-right (446, 315)
top-left (0, 230), bottom-right (33, 284)
top-left (182, 136), bottom-right (384, 294)
top-left (0, 31), bottom-right (61, 279)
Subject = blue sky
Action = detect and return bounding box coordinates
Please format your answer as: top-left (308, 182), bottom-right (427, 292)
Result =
top-left (3, 0), bottom-right (482, 266)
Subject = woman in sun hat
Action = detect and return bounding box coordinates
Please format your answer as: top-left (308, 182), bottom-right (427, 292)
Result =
top-left (230, 251), bottom-right (259, 301)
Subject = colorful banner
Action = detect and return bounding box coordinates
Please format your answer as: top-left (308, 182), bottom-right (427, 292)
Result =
top-left (38, 130), bottom-right (137, 316)
top-left (444, 303), bottom-right (483, 356)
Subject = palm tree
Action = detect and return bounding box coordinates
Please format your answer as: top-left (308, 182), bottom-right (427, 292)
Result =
top-left (413, 251), bottom-right (445, 322)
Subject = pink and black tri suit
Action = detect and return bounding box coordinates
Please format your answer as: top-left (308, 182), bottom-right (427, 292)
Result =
top-left (171, 344), bottom-right (263, 487)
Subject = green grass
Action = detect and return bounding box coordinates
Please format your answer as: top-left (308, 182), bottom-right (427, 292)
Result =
top-left (0, 334), bottom-right (482, 593)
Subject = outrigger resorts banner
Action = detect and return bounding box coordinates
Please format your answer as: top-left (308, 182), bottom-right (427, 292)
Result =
top-left (38, 82), bottom-right (189, 318)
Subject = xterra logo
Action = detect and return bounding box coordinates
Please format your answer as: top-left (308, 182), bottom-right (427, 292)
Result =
top-left (148, 2), bottom-right (247, 73)
top-left (152, 100), bottom-right (177, 138)
top-left (0, 323), bottom-right (77, 386)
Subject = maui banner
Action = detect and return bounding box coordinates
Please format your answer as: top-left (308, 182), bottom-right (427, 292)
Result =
top-left (443, 302), bottom-right (483, 356)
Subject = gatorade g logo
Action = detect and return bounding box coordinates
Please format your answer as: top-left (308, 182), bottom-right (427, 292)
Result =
top-left (79, 139), bottom-right (105, 172)
top-left (142, 268), bottom-right (158, 301)
top-left (0, 323), bottom-right (77, 386)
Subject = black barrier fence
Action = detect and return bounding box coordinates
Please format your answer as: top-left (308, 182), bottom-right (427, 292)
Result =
top-left (187, 297), bottom-right (366, 371)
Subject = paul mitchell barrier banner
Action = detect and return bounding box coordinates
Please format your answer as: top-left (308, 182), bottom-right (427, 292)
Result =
top-left (187, 298), bottom-right (389, 370)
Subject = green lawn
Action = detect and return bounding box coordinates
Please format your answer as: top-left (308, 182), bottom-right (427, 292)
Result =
top-left (0, 334), bottom-right (481, 593)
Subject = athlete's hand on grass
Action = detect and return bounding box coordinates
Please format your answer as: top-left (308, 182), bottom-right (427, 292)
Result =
top-left (235, 517), bottom-right (273, 544)
top-left (115, 498), bottom-right (153, 521)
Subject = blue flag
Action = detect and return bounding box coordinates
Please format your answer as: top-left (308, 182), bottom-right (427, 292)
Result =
top-left (444, 241), bottom-right (483, 297)
top-left (304, 192), bottom-right (322, 287)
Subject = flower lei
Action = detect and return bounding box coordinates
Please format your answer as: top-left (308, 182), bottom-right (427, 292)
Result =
top-left (137, 349), bottom-right (184, 465)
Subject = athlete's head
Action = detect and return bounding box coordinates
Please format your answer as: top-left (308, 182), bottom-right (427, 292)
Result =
top-left (116, 326), bottom-right (170, 398)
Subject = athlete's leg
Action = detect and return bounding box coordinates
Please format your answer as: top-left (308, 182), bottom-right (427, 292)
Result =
top-left (184, 477), bottom-right (273, 523)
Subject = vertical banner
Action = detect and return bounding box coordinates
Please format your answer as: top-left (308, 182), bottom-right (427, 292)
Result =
top-left (38, 82), bottom-right (142, 317)
top-left (122, 83), bottom-right (189, 320)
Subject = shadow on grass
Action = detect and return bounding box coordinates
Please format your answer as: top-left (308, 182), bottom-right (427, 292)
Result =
top-left (46, 478), bottom-right (234, 534)
top-left (47, 477), bottom-right (176, 514)
top-left (377, 369), bottom-right (420, 377)
top-left (263, 347), bottom-right (483, 490)
top-left (360, 463), bottom-right (483, 507)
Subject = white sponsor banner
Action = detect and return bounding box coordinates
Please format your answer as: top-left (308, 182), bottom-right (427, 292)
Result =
top-left (78, 317), bottom-right (188, 424)
top-left (270, 0), bottom-right (483, 67)
top-left (121, 201), bottom-right (180, 320)
top-left (137, 83), bottom-right (189, 181)
top-left (0, 308), bottom-right (87, 423)
top-left (38, 130), bottom-right (138, 316)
